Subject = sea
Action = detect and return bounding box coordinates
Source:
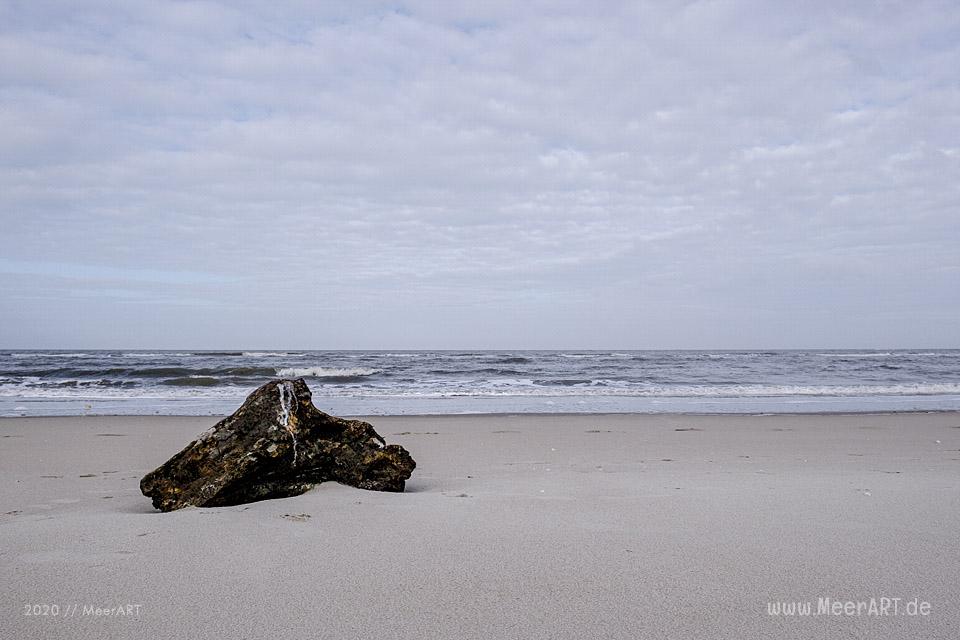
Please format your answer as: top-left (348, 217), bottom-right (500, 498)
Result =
top-left (1, 349), bottom-right (959, 417)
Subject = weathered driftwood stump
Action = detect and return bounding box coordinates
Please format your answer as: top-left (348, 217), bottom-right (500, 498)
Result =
top-left (140, 379), bottom-right (415, 512)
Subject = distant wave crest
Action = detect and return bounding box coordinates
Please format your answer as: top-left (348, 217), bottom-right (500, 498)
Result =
top-left (242, 352), bottom-right (306, 357)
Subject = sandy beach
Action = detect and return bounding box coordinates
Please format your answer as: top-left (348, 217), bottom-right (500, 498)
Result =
top-left (2, 412), bottom-right (959, 639)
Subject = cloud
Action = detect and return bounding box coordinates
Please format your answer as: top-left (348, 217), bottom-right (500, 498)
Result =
top-left (0, 0), bottom-right (958, 348)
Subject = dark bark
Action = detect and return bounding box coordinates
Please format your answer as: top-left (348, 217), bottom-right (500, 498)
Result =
top-left (140, 379), bottom-right (415, 512)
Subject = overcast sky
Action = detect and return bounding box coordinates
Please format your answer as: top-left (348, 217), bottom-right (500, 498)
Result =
top-left (1, 1), bottom-right (958, 349)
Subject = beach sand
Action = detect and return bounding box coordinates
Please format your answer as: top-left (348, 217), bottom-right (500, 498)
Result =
top-left (2, 412), bottom-right (959, 639)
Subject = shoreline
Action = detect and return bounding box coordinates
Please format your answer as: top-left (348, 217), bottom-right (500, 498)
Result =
top-left (4, 408), bottom-right (960, 420)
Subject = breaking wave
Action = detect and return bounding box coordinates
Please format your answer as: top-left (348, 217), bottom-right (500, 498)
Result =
top-left (4, 349), bottom-right (960, 416)
top-left (275, 367), bottom-right (382, 380)
top-left (242, 352), bottom-right (306, 357)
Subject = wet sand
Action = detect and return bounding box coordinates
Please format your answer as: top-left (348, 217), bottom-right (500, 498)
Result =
top-left (2, 413), bottom-right (959, 639)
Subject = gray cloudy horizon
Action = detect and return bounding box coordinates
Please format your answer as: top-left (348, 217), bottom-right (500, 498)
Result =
top-left (1, 1), bottom-right (958, 350)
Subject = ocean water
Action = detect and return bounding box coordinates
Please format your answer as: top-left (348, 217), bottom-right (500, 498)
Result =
top-left (1, 349), bottom-right (959, 417)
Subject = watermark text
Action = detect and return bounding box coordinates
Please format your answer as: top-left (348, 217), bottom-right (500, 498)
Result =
top-left (23, 603), bottom-right (142, 618)
top-left (767, 597), bottom-right (931, 617)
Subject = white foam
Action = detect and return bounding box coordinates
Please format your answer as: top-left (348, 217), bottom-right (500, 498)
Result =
top-left (903, 352), bottom-right (959, 357)
top-left (243, 352), bottom-right (305, 357)
top-left (304, 382), bottom-right (960, 399)
top-left (5, 376), bottom-right (960, 402)
top-left (275, 367), bottom-right (382, 378)
top-left (812, 352), bottom-right (959, 358)
top-left (121, 352), bottom-right (194, 357)
top-left (0, 384), bottom-right (253, 400)
top-left (816, 352), bottom-right (892, 358)
top-left (10, 353), bottom-right (99, 358)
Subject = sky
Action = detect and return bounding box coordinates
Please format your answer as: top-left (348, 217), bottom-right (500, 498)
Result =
top-left (1, 0), bottom-right (958, 350)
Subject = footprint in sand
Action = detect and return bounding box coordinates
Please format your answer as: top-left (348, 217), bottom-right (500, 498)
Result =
top-left (281, 513), bottom-right (311, 522)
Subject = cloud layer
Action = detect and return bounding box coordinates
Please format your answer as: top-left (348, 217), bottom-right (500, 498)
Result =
top-left (1, 1), bottom-right (958, 348)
